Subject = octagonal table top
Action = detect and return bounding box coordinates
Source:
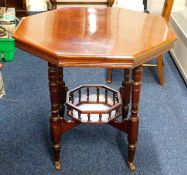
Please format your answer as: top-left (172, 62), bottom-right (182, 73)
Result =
top-left (13, 7), bottom-right (176, 68)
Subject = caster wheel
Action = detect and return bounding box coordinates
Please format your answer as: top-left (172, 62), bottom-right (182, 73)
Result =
top-left (55, 161), bottom-right (61, 171)
top-left (128, 161), bottom-right (136, 171)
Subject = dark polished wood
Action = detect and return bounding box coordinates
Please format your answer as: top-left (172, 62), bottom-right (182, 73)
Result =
top-left (13, 7), bottom-right (176, 172)
top-left (66, 84), bottom-right (122, 124)
top-left (110, 66), bottom-right (143, 171)
top-left (48, 63), bottom-right (60, 119)
top-left (57, 67), bottom-right (68, 118)
top-left (48, 63), bottom-right (79, 170)
top-left (48, 63), bottom-right (61, 169)
top-left (157, 55), bottom-right (165, 85)
top-left (5, 0), bottom-right (27, 17)
top-left (127, 66), bottom-right (143, 171)
top-left (13, 7), bottom-right (176, 68)
top-left (120, 69), bottom-right (131, 120)
top-left (0, 1), bottom-right (5, 6)
top-left (109, 119), bottom-right (128, 133)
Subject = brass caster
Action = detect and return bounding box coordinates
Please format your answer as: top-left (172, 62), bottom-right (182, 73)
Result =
top-left (128, 161), bottom-right (136, 171)
top-left (54, 161), bottom-right (61, 171)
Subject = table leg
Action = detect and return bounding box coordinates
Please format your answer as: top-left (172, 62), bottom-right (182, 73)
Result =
top-left (58, 67), bottom-right (68, 118)
top-left (48, 63), bottom-right (61, 170)
top-left (127, 66), bottom-right (143, 171)
top-left (120, 69), bottom-right (132, 120)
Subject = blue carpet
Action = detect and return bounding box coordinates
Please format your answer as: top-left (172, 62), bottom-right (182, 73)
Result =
top-left (0, 49), bottom-right (187, 175)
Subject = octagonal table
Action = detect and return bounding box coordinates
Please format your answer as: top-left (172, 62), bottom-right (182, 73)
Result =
top-left (13, 7), bottom-right (176, 171)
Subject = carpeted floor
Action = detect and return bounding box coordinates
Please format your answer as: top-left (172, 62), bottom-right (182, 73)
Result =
top-left (0, 49), bottom-right (187, 175)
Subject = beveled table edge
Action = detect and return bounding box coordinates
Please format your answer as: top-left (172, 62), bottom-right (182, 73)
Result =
top-left (15, 38), bottom-right (176, 69)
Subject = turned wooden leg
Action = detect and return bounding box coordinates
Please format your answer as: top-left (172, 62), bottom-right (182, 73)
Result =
top-left (106, 68), bottom-right (113, 84)
top-left (48, 63), bottom-right (61, 170)
top-left (58, 67), bottom-right (68, 118)
top-left (157, 55), bottom-right (165, 86)
top-left (128, 66), bottom-right (143, 171)
top-left (120, 69), bottom-right (132, 120)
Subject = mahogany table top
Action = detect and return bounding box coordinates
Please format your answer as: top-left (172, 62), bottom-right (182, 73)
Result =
top-left (13, 7), bottom-right (176, 68)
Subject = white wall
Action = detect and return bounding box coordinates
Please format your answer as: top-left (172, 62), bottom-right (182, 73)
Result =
top-left (26, 0), bottom-right (50, 11)
top-left (147, 0), bottom-right (187, 14)
top-left (113, 0), bottom-right (144, 11)
top-left (147, 0), bottom-right (165, 14)
top-left (173, 0), bottom-right (187, 11)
